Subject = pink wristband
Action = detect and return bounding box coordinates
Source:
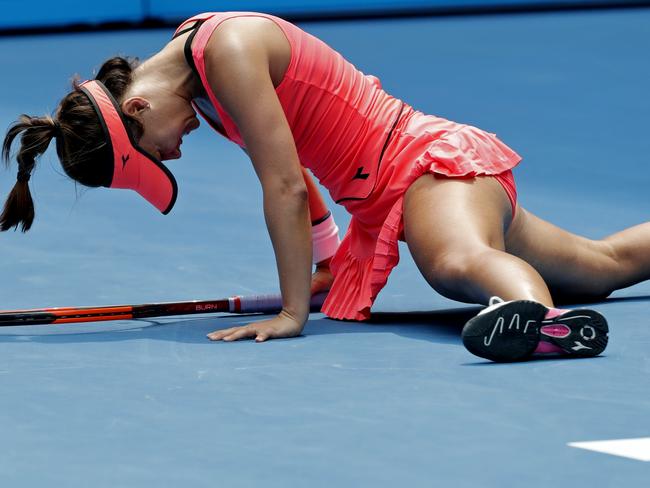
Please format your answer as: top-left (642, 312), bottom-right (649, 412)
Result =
top-left (312, 212), bottom-right (340, 264)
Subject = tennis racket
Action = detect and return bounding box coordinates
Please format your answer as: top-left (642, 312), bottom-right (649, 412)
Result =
top-left (0, 292), bottom-right (328, 327)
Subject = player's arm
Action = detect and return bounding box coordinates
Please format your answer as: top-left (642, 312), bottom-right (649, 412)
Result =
top-left (238, 157), bottom-right (339, 290)
top-left (204, 20), bottom-right (311, 341)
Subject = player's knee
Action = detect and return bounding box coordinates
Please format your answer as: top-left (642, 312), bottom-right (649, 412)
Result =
top-left (428, 248), bottom-right (488, 292)
top-left (567, 244), bottom-right (619, 298)
top-left (590, 240), bottom-right (623, 293)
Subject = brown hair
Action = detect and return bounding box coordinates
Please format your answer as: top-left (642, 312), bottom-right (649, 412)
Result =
top-left (1, 56), bottom-right (144, 232)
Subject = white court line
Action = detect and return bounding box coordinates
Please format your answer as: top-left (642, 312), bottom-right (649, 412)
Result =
top-left (568, 437), bottom-right (650, 462)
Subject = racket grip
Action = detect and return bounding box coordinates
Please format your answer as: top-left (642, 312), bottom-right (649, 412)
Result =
top-left (230, 292), bottom-right (327, 314)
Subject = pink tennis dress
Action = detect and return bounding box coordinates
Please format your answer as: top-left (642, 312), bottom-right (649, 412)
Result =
top-left (174, 12), bottom-right (523, 321)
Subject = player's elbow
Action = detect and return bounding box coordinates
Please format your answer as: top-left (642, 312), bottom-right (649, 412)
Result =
top-left (283, 181), bottom-right (309, 203)
top-left (265, 178), bottom-right (308, 203)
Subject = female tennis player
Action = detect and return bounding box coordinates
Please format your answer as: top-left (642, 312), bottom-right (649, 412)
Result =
top-left (2, 12), bottom-right (648, 361)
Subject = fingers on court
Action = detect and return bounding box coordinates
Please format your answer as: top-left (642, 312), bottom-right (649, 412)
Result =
top-left (207, 325), bottom-right (262, 342)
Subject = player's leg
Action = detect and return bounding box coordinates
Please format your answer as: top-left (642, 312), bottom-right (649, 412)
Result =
top-left (504, 209), bottom-right (650, 303)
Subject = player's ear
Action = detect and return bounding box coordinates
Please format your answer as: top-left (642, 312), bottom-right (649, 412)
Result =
top-left (121, 97), bottom-right (150, 118)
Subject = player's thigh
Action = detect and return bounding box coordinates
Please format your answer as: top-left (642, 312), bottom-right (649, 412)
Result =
top-left (403, 174), bottom-right (512, 280)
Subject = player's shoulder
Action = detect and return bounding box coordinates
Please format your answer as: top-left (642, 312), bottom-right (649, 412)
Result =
top-left (206, 15), bottom-right (286, 56)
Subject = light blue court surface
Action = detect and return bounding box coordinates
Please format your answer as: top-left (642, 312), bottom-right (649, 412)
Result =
top-left (1, 9), bottom-right (649, 488)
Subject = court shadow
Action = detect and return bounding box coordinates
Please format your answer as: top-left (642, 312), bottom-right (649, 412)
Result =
top-left (557, 294), bottom-right (650, 306)
top-left (306, 306), bottom-right (480, 345)
top-left (0, 306), bottom-right (479, 346)
top-left (460, 354), bottom-right (611, 367)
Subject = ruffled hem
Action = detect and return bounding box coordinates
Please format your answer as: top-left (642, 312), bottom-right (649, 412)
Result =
top-left (409, 125), bottom-right (522, 178)
top-left (321, 250), bottom-right (374, 321)
top-left (321, 196), bottom-right (403, 321)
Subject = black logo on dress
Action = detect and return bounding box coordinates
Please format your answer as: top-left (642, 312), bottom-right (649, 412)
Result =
top-left (352, 166), bottom-right (370, 180)
top-left (121, 154), bottom-right (130, 168)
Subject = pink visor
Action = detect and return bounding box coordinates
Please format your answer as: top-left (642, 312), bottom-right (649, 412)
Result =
top-left (79, 80), bottom-right (177, 214)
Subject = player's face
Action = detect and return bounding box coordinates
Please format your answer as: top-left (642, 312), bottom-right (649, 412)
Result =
top-left (124, 94), bottom-right (200, 161)
top-left (143, 97), bottom-right (200, 161)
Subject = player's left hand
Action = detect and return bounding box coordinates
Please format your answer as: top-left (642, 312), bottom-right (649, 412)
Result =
top-left (207, 310), bottom-right (305, 342)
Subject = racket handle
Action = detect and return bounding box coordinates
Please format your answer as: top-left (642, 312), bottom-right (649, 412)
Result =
top-left (230, 292), bottom-right (327, 313)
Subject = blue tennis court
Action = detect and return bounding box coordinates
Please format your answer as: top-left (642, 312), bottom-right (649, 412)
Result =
top-left (1, 5), bottom-right (649, 487)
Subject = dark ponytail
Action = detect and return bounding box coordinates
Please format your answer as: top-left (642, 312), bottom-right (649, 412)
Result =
top-left (1, 56), bottom-right (142, 232)
top-left (1, 115), bottom-right (59, 231)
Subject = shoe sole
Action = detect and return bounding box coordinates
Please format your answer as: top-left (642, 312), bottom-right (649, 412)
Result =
top-left (461, 300), bottom-right (609, 362)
